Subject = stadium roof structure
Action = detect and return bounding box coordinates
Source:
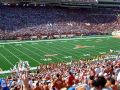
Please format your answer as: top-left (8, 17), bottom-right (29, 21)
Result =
top-left (0, 0), bottom-right (120, 8)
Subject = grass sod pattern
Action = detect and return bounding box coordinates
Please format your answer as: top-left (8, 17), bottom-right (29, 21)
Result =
top-left (0, 35), bottom-right (120, 70)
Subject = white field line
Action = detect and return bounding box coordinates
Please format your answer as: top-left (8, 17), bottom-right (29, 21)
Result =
top-left (52, 42), bottom-right (95, 59)
top-left (20, 44), bottom-right (59, 63)
top-left (50, 39), bottom-right (98, 58)
top-left (25, 43), bottom-right (63, 62)
top-left (45, 37), bottom-right (120, 60)
top-left (19, 45), bottom-right (43, 59)
top-left (64, 41), bottom-right (100, 55)
top-left (9, 44), bottom-right (40, 64)
top-left (49, 42), bottom-right (80, 58)
top-left (0, 52), bottom-right (14, 66)
top-left (53, 37), bottom-right (116, 58)
top-left (0, 36), bottom-right (112, 45)
top-left (32, 42), bottom-right (68, 62)
top-left (87, 38), bottom-right (118, 53)
top-left (69, 37), bottom-right (120, 55)
top-left (54, 42), bottom-right (91, 57)
top-left (4, 47), bottom-right (21, 60)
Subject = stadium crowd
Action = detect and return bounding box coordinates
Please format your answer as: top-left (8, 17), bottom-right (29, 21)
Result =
top-left (0, 5), bottom-right (120, 90)
top-left (0, 6), bottom-right (120, 40)
top-left (0, 58), bottom-right (120, 90)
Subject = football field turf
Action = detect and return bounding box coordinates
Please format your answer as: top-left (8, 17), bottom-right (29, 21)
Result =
top-left (0, 35), bottom-right (120, 70)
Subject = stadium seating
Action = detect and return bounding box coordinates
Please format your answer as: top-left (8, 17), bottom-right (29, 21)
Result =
top-left (0, 5), bottom-right (120, 90)
top-left (0, 57), bottom-right (120, 90)
top-left (0, 6), bottom-right (120, 39)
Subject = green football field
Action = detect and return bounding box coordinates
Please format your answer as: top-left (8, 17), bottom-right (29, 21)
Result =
top-left (0, 35), bottom-right (120, 70)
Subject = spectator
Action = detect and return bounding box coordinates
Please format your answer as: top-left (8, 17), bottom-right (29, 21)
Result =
top-left (106, 77), bottom-right (118, 90)
top-left (52, 73), bottom-right (64, 90)
top-left (97, 76), bottom-right (112, 90)
top-left (67, 71), bottom-right (75, 87)
top-left (0, 6), bottom-right (120, 40)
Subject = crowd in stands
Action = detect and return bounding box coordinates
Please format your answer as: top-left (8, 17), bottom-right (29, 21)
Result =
top-left (0, 58), bottom-right (120, 90)
top-left (0, 6), bottom-right (120, 39)
top-left (0, 5), bottom-right (120, 90)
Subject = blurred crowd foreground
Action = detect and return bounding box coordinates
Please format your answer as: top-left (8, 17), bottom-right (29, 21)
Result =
top-left (0, 54), bottom-right (120, 90)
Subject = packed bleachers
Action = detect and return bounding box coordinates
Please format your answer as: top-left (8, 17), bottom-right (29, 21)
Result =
top-left (0, 6), bottom-right (120, 40)
top-left (0, 5), bottom-right (120, 90)
top-left (0, 56), bottom-right (120, 90)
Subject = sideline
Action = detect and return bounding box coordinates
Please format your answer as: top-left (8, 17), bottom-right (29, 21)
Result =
top-left (0, 36), bottom-right (112, 45)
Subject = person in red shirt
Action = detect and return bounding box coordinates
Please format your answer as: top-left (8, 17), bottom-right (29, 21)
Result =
top-left (90, 67), bottom-right (96, 77)
top-left (106, 77), bottom-right (118, 90)
top-left (52, 73), bottom-right (64, 90)
top-left (67, 71), bottom-right (75, 87)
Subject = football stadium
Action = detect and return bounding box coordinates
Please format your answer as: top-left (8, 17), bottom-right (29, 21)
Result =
top-left (0, 0), bottom-right (120, 90)
top-left (0, 35), bottom-right (120, 70)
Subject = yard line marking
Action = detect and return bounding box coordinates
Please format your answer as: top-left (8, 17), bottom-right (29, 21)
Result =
top-left (20, 44), bottom-right (52, 63)
top-left (51, 41), bottom-right (87, 57)
top-left (19, 45), bottom-right (43, 59)
top-left (61, 41), bottom-right (67, 42)
top-left (9, 44), bottom-right (40, 64)
top-left (25, 43), bottom-right (63, 63)
top-left (23, 43), bottom-right (46, 55)
top-left (62, 39), bottom-right (113, 57)
top-left (0, 52), bottom-right (14, 66)
top-left (52, 42), bottom-right (85, 58)
top-left (0, 36), bottom-right (112, 45)
top-left (62, 41), bottom-right (99, 57)
top-left (4, 47), bottom-right (21, 60)
top-left (49, 42), bottom-right (80, 58)
top-left (52, 41), bottom-right (100, 59)
top-left (35, 43), bottom-right (69, 63)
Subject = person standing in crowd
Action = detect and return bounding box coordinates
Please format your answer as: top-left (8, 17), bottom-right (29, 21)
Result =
top-left (66, 71), bottom-right (75, 88)
top-left (106, 77), bottom-right (118, 90)
top-left (52, 73), bottom-right (64, 90)
top-left (96, 76), bottom-right (112, 90)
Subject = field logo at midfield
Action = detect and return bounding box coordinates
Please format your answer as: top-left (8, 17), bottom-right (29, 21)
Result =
top-left (45, 54), bottom-right (58, 57)
top-left (73, 45), bottom-right (94, 49)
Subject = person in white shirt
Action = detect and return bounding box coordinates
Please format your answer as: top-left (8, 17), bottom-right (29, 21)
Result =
top-left (95, 67), bottom-right (101, 75)
top-left (117, 71), bottom-right (120, 83)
